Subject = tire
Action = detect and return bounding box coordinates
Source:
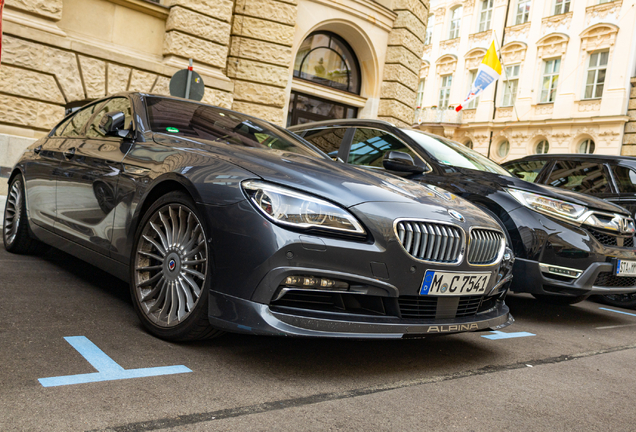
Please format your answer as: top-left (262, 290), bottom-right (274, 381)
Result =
top-left (595, 293), bottom-right (636, 310)
top-left (532, 293), bottom-right (589, 305)
top-left (3, 174), bottom-right (49, 254)
top-left (130, 191), bottom-right (223, 341)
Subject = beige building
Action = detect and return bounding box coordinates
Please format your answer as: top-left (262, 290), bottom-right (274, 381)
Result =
top-left (414, 0), bottom-right (636, 163)
top-left (0, 0), bottom-right (430, 194)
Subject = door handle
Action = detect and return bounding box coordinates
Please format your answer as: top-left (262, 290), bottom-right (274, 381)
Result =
top-left (33, 145), bottom-right (42, 155)
top-left (63, 147), bottom-right (76, 159)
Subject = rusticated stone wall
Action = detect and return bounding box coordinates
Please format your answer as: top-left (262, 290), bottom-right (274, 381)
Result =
top-left (378, 0), bottom-right (429, 126)
top-left (5, 0), bottom-right (63, 20)
top-left (227, 0), bottom-right (298, 125)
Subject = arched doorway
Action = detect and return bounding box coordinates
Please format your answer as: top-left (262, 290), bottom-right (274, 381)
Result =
top-left (288, 31), bottom-right (361, 126)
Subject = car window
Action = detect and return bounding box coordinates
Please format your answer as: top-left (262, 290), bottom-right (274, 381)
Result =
top-left (402, 129), bottom-right (512, 176)
top-left (302, 128), bottom-right (348, 159)
top-left (86, 97), bottom-right (133, 139)
top-left (504, 160), bottom-right (547, 182)
top-left (547, 161), bottom-right (612, 195)
top-left (611, 165), bottom-right (636, 193)
top-left (60, 103), bottom-right (100, 137)
top-left (52, 115), bottom-right (74, 137)
top-left (348, 128), bottom-right (417, 167)
top-left (145, 97), bottom-right (323, 157)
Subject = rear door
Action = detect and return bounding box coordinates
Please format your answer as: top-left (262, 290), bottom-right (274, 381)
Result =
top-left (609, 163), bottom-right (636, 217)
top-left (543, 160), bottom-right (619, 203)
top-left (55, 97), bottom-right (133, 255)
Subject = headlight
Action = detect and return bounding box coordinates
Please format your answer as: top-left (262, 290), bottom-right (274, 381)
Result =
top-left (242, 180), bottom-right (366, 235)
top-left (507, 189), bottom-right (588, 224)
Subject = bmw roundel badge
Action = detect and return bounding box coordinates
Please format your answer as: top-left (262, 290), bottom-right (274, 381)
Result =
top-left (448, 209), bottom-right (465, 222)
top-left (168, 259), bottom-right (176, 271)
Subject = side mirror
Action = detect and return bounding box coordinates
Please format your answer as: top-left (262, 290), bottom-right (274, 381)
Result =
top-left (382, 151), bottom-right (425, 173)
top-left (99, 111), bottom-right (128, 138)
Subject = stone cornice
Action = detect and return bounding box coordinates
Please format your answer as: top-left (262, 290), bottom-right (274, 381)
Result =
top-left (541, 11), bottom-right (573, 32)
top-left (308, 0), bottom-right (397, 32)
top-left (107, 0), bottom-right (169, 19)
top-left (586, 0), bottom-right (623, 16)
top-left (505, 21), bottom-right (531, 41)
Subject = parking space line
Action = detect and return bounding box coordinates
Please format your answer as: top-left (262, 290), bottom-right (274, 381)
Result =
top-left (481, 330), bottom-right (536, 340)
top-left (38, 336), bottom-right (192, 387)
top-left (599, 308), bottom-right (636, 318)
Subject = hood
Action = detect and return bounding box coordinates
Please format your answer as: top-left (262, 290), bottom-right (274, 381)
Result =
top-left (154, 133), bottom-right (477, 209)
top-left (455, 168), bottom-right (629, 215)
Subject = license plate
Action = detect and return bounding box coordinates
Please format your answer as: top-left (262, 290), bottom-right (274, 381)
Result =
top-left (616, 259), bottom-right (636, 277)
top-left (421, 271), bottom-right (491, 296)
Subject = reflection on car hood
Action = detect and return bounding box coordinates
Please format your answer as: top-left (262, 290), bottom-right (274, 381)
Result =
top-left (458, 168), bottom-right (629, 215)
top-left (154, 134), bottom-right (482, 210)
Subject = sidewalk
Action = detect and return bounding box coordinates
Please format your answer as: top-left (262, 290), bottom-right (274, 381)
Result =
top-left (0, 195), bottom-right (5, 228)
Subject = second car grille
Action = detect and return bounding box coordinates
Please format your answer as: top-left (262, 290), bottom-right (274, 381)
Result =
top-left (594, 272), bottom-right (636, 288)
top-left (396, 221), bottom-right (463, 263)
top-left (467, 229), bottom-right (504, 265)
top-left (588, 228), bottom-right (635, 248)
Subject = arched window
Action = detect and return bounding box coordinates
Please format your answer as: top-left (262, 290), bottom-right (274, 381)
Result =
top-left (449, 6), bottom-right (462, 39)
top-left (578, 139), bottom-right (595, 154)
top-left (498, 140), bottom-right (510, 158)
top-left (464, 140), bottom-right (473, 149)
top-left (293, 32), bottom-right (361, 94)
top-left (535, 140), bottom-right (549, 154)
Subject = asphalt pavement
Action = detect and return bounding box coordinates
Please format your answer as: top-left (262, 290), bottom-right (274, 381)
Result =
top-left (1, 246), bottom-right (636, 431)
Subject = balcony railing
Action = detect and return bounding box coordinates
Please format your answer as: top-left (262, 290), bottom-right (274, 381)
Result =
top-left (414, 107), bottom-right (463, 125)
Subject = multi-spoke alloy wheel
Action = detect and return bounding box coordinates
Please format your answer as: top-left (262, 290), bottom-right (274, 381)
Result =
top-left (134, 202), bottom-right (208, 328)
top-left (3, 180), bottom-right (23, 246)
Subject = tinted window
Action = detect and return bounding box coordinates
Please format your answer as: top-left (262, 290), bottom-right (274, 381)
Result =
top-left (504, 160), bottom-right (547, 182)
top-left (53, 115), bottom-right (74, 137)
top-left (348, 128), bottom-right (417, 167)
top-left (86, 98), bottom-right (133, 138)
top-left (612, 165), bottom-right (636, 193)
top-left (145, 97), bottom-right (322, 157)
top-left (403, 129), bottom-right (512, 176)
top-left (60, 103), bottom-right (100, 137)
top-left (302, 128), bottom-right (348, 159)
top-left (547, 161), bottom-right (612, 195)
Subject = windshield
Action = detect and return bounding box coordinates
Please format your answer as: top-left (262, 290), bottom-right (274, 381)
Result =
top-left (403, 129), bottom-right (512, 176)
top-left (145, 97), bottom-right (324, 158)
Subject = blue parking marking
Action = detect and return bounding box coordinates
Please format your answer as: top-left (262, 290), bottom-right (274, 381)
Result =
top-left (599, 307), bottom-right (636, 318)
top-left (38, 336), bottom-right (191, 387)
top-left (481, 330), bottom-right (536, 340)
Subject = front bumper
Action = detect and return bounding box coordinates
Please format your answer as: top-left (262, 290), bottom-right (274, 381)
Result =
top-left (208, 290), bottom-right (513, 338)
top-left (511, 258), bottom-right (636, 296)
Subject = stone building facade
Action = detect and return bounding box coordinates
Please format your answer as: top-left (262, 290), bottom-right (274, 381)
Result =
top-left (0, 0), bottom-right (430, 193)
top-left (414, 0), bottom-right (636, 162)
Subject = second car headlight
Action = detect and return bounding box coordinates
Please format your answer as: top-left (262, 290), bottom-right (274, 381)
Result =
top-left (507, 189), bottom-right (588, 224)
top-left (242, 180), bottom-right (366, 235)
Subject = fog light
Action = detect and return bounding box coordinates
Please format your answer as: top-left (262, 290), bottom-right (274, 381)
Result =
top-left (283, 275), bottom-right (349, 290)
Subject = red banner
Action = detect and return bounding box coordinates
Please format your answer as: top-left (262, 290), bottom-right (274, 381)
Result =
top-left (0, 0), bottom-right (4, 65)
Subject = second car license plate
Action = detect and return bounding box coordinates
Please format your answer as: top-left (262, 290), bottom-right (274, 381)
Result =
top-left (616, 259), bottom-right (636, 277)
top-left (420, 271), bottom-right (491, 296)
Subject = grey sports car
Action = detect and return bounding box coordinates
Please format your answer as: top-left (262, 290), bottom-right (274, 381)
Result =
top-left (3, 93), bottom-right (514, 340)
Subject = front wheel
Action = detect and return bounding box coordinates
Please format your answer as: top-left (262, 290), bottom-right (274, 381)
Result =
top-left (130, 191), bottom-right (223, 341)
top-left (3, 174), bottom-right (48, 254)
top-left (596, 293), bottom-right (636, 310)
top-left (532, 293), bottom-right (589, 305)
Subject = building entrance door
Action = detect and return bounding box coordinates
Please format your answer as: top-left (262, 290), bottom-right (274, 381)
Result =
top-left (287, 91), bottom-right (357, 127)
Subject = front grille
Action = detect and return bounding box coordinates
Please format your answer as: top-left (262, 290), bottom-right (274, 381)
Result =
top-left (467, 229), bottom-right (504, 265)
top-left (398, 295), bottom-right (483, 319)
top-left (588, 228), bottom-right (635, 247)
top-left (594, 272), bottom-right (636, 288)
top-left (396, 221), bottom-right (463, 263)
